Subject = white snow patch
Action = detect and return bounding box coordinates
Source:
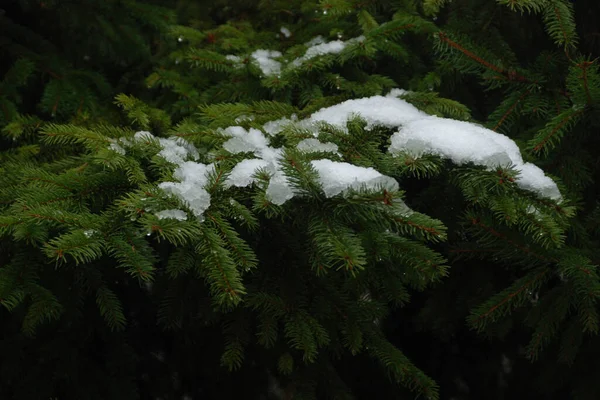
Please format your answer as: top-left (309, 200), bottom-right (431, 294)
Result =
top-left (389, 116), bottom-right (562, 200)
top-left (130, 131), bottom-right (199, 164)
top-left (109, 140), bottom-right (126, 155)
top-left (122, 89), bottom-right (561, 216)
top-left (309, 95), bottom-right (427, 130)
top-left (292, 36), bottom-right (365, 67)
top-left (298, 92), bottom-right (561, 201)
top-left (262, 115), bottom-right (298, 136)
top-left (297, 138), bottom-right (339, 154)
top-left (280, 27), bottom-right (291, 38)
top-left (159, 162), bottom-right (215, 217)
top-left (155, 209), bottom-right (188, 221)
top-left (234, 114), bottom-right (255, 123)
top-left (222, 127), bottom-right (270, 154)
top-left (226, 54), bottom-right (242, 63)
top-left (265, 170), bottom-right (296, 205)
top-left (514, 163), bottom-right (561, 200)
top-left (386, 88), bottom-right (409, 98)
top-left (226, 36), bottom-right (364, 76)
top-left (305, 36), bottom-right (326, 47)
top-left (390, 117), bottom-right (520, 168)
top-left (311, 159), bottom-right (399, 197)
top-left (157, 137), bottom-right (199, 165)
top-left (251, 49), bottom-right (282, 76)
top-left (225, 158), bottom-right (270, 188)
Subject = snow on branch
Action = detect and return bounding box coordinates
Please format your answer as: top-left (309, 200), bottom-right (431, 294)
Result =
top-left (226, 35), bottom-right (366, 77)
top-left (305, 90), bottom-right (561, 200)
top-left (109, 90), bottom-right (562, 220)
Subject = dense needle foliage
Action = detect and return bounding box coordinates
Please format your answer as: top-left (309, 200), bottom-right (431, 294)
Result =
top-left (1, 1), bottom-right (599, 399)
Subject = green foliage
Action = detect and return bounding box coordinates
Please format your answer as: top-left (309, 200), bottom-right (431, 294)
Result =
top-left (2, 0), bottom-right (600, 399)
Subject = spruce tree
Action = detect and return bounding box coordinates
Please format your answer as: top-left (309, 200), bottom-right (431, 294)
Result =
top-left (0, 0), bottom-right (598, 399)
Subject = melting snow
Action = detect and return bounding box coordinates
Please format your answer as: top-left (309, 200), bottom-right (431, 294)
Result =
top-left (155, 209), bottom-right (188, 221)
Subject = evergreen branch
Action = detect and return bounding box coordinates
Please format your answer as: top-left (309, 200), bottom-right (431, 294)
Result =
top-left (542, 0), bottom-right (578, 51)
top-left (524, 285), bottom-right (571, 360)
top-left (220, 339), bottom-right (245, 370)
top-left (365, 332), bottom-right (439, 399)
top-left (400, 91), bottom-right (471, 120)
top-left (467, 214), bottom-right (555, 262)
top-left (391, 211), bottom-right (447, 243)
top-left (105, 234), bottom-right (156, 280)
top-left (184, 49), bottom-right (236, 72)
top-left (468, 268), bottom-right (550, 330)
top-left (557, 253), bottom-right (600, 334)
top-left (284, 310), bottom-right (329, 362)
top-left (308, 216), bottom-right (368, 275)
top-left (0, 289), bottom-right (26, 312)
top-left (392, 153), bottom-right (443, 178)
top-left (498, 0), bottom-right (547, 13)
top-left (357, 10), bottom-right (379, 32)
top-left (1, 58), bottom-right (36, 90)
top-left (256, 313), bottom-right (279, 348)
top-left (528, 107), bottom-right (585, 156)
top-left (166, 247), bottom-right (197, 278)
top-left (222, 198), bottom-right (259, 231)
top-left (436, 31), bottom-right (528, 82)
top-left (277, 353), bottom-right (294, 375)
top-left (41, 123), bottom-right (111, 150)
top-left (280, 148), bottom-right (323, 197)
top-left (422, 0), bottom-right (450, 16)
top-left (437, 32), bottom-right (506, 75)
top-left (385, 233), bottom-right (449, 288)
top-left (579, 61), bottom-right (593, 105)
top-left (491, 88), bottom-right (532, 131)
top-left (96, 285), bottom-right (126, 331)
top-left (195, 226), bottom-right (246, 307)
top-left (566, 58), bottom-right (600, 106)
top-left (205, 212), bottom-right (258, 272)
top-left (21, 284), bottom-right (63, 336)
top-left (368, 15), bottom-right (437, 40)
top-left (246, 292), bottom-right (288, 317)
top-left (44, 230), bottom-right (105, 265)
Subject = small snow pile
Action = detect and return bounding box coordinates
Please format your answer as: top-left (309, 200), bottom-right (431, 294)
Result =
top-left (226, 52), bottom-right (283, 76)
top-left (305, 90), bottom-right (562, 201)
top-left (309, 93), bottom-right (426, 130)
top-left (311, 159), bottom-right (399, 197)
top-left (305, 36), bottom-right (327, 46)
top-left (226, 159), bottom-right (270, 188)
top-left (220, 125), bottom-right (397, 205)
top-left (225, 54), bottom-right (242, 66)
top-left (108, 139), bottom-right (126, 155)
top-left (107, 131), bottom-right (212, 217)
top-left (280, 27), bottom-right (291, 38)
top-left (155, 209), bottom-right (188, 221)
top-left (133, 131), bottom-right (199, 164)
top-left (296, 138), bottom-right (339, 155)
top-left (250, 49), bottom-right (282, 76)
top-left (291, 36), bottom-right (365, 67)
top-left (225, 35), bottom-right (366, 77)
top-left (265, 170), bottom-right (296, 205)
top-left (220, 126), bottom-right (292, 203)
top-left (108, 131), bottom-right (199, 164)
top-left (390, 118), bottom-right (523, 168)
top-left (158, 161), bottom-right (215, 217)
top-left (222, 126), bottom-right (270, 154)
top-left (262, 114), bottom-right (298, 136)
top-left (388, 118), bottom-right (561, 200)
